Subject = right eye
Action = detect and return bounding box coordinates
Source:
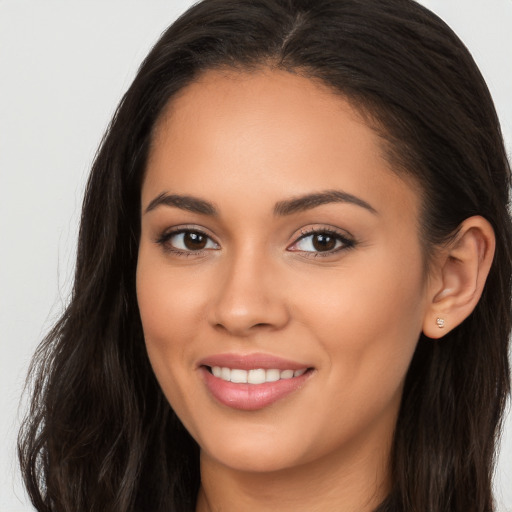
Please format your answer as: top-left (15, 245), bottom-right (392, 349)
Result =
top-left (156, 229), bottom-right (220, 254)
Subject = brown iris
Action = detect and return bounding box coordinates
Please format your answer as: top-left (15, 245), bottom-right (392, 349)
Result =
top-left (183, 231), bottom-right (208, 250)
top-left (312, 233), bottom-right (337, 251)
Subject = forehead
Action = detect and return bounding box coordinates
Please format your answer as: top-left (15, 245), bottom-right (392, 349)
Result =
top-left (143, 68), bottom-right (419, 223)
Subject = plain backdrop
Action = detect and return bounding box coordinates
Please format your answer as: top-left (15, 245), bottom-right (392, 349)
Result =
top-left (1, 1), bottom-right (511, 511)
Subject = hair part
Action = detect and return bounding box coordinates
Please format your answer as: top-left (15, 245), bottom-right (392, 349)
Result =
top-left (19, 1), bottom-right (512, 511)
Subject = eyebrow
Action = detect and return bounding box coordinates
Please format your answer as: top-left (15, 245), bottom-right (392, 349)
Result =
top-left (273, 190), bottom-right (377, 216)
top-left (145, 192), bottom-right (218, 216)
top-left (144, 189), bottom-right (377, 216)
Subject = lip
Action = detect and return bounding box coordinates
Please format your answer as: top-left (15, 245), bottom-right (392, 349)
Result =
top-left (198, 353), bottom-right (314, 411)
top-left (198, 352), bottom-right (309, 371)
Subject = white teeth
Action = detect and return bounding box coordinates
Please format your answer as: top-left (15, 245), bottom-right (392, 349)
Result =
top-left (266, 369), bottom-right (280, 382)
top-left (210, 366), bottom-right (308, 384)
top-left (230, 369), bottom-right (248, 383)
top-left (221, 367), bottom-right (231, 381)
top-left (248, 368), bottom-right (266, 384)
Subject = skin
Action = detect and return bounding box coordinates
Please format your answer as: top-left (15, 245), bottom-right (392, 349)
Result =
top-left (136, 69), bottom-right (493, 511)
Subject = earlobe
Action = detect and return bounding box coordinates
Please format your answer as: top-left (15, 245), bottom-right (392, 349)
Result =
top-left (422, 216), bottom-right (495, 339)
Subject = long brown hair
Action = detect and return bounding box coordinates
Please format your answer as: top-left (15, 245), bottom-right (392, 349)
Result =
top-left (19, 1), bottom-right (512, 510)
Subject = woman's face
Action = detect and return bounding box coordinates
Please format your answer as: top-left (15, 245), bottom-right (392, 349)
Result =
top-left (137, 69), bottom-right (431, 474)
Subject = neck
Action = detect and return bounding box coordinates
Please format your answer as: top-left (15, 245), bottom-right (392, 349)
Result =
top-left (196, 436), bottom-right (391, 512)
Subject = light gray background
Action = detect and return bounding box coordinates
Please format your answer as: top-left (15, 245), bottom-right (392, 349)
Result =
top-left (1, 1), bottom-right (511, 510)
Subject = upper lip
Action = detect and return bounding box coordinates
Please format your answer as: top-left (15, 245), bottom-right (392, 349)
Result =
top-left (198, 352), bottom-right (311, 371)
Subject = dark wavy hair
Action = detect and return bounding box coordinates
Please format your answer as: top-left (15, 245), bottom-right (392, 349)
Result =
top-left (18, 0), bottom-right (512, 511)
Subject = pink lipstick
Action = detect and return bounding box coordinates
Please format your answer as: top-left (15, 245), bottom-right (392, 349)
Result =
top-left (198, 353), bottom-right (313, 411)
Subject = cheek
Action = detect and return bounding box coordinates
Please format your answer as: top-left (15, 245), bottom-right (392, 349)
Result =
top-left (136, 244), bottom-right (207, 401)
top-left (290, 243), bottom-right (426, 397)
top-left (137, 261), bottom-right (210, 438)
top-left (137, 245), bottom-right (207, 345)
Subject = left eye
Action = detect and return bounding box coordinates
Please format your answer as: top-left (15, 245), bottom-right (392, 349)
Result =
top-left (290, 231), bottom-right (351, 253)
top-left (164, 230), bottom-right (219, 252)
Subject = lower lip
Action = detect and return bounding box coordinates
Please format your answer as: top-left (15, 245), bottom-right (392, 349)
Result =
top-left (200, 367), bottom-right (313, 411)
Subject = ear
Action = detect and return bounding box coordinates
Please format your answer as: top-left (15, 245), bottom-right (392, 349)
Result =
top-left (422, 216), bottom-right (495, 339)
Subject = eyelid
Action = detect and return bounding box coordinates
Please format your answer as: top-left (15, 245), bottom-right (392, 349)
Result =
top-left (154, 224), bottom-right (355, 257)
top-left (287, 226), bottom-right (356, 256)
top-left (155, 225), bottom-right (220, 254)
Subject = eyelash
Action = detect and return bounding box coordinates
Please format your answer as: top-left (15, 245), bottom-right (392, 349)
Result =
top-left (291, 227), bottom-right (356, 257)
top-left (155, 226), bottom-right (356, 258)
top-left (155, 227), bottom-right (219, 257)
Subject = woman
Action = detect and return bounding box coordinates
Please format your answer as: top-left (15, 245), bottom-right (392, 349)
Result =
top-left (18, 0), bottom-right (512, 511)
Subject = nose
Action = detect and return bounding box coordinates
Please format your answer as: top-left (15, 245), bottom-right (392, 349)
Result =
top-left (207, 248), bottom-right (290, 337)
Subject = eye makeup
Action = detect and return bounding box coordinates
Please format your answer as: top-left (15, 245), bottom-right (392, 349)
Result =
top-left (287, 226), bottom-right (356, 258)
top-left (155, 225), bottom-right (220, 257)
top-left (154, 223), bottom-right (356, 259)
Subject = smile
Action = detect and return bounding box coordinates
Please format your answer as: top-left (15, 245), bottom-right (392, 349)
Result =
top-left (209, 366), bottom-right (307, 384)
top-left (198, 354), bottom-right (314, 411)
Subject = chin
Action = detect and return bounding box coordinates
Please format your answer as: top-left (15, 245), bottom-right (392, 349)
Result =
top-left (204, 445), bottom-right (299, 474)
top-left (196, 422), bottom-right (310, 473)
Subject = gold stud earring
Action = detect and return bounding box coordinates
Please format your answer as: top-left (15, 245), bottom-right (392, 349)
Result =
top-left (436, 317), bottom-right (445, 329)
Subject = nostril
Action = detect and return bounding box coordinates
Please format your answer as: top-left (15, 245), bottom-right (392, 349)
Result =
top-left (212, 321), bottom-right (274, 334)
